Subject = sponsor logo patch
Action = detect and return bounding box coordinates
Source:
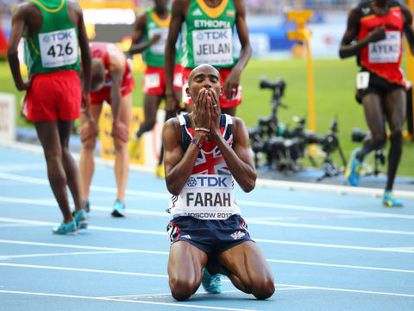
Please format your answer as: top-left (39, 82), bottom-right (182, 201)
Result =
top-left (230, 230), bottom-right (246, 240)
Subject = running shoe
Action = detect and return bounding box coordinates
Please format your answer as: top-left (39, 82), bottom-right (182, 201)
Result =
top-left (82, 200), bottom-right (90, 213)
top-left (111, 200), bottom-right (126, 217)
top-left (201, 268), bottom-right (223, 294)
top-left (155, 164), bottom-right (165, 179)
top-left (52, 220), bottom-right (77, 235)
top-left (346, 147), bottom-right (362, 187)
top-left (383, 191), bottom-right (404, 208)
top-left (73, 209), bottom-right (88, 229)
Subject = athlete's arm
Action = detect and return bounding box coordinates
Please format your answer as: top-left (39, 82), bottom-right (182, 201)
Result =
top-left (212, 115), bottom-right (256, 193)
top-left (108, 47), bottom-right (129, 142)
top-left (7, 4), bottom-right (29, 91)
top-left (75, 3), bottom-right (92, 113)
top-left (401, 4), bottom-right (414, 55)
top-left (163, 119), bottom-right (207, 195)
top-left (165, 0), bottom-right (185, 111)
top-left (128, 14), bottom-right (160, 56)
top-left (224, 0), bottom-right (252, 99)
top-left (339, 7), bottom-right (385, 59)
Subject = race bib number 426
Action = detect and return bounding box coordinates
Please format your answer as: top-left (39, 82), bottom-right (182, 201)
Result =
top-left (192, 29), bottom-right (233, 66)
top-left (39, 28), bottom-right (78, 68)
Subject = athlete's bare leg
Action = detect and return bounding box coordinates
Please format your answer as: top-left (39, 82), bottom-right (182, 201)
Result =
top-left (80, 104), bottom-right (103, 201)
top-left (357, 93), bottom-right (387, 160)
top-left (168, 241), bottom-right (208, 301)
top-left (136, 94), bottom-right (162, 138)
top-left (384, 88), bottom-right (406, 191)
top-left (58, 120), bottom-right (83, 213)
top-left (114, 93), bottom-right (132, 201)
top-left (35, 121), bottom-right (73, 224)
top-left (216, 241), bottom-right (275, 300)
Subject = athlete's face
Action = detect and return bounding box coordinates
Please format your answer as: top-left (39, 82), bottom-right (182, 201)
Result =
top-left (186, 65), bottom-right (222, 105)
top-left (154, 0), bottom-right (168, 10)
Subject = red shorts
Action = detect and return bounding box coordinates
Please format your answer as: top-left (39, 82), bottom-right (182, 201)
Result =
top-left (143, 64), bottom-right (183, 95)
top-left (24, 70), bottom-right (81, 122)
top-left (182, 67), bottom-right (242, 109)
top-left (90, 62), bottom-right (135, 105)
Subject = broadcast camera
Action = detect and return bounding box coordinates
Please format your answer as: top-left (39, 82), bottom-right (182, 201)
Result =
top-left (249, 78), bottom-right (346, 179)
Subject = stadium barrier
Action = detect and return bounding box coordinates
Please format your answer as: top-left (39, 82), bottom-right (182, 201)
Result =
top-left (0, 93), bottom-right (16, 143)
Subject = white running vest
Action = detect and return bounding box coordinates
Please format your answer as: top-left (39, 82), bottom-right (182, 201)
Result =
top-left (168, 114), bottom-right (241, 220)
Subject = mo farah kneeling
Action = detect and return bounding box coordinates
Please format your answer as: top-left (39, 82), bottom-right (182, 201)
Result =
top-left (162, 64), bottom-right (275, 301)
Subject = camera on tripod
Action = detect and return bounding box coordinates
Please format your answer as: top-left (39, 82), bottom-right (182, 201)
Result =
top-left (249, 78), bottom-right (346, 179)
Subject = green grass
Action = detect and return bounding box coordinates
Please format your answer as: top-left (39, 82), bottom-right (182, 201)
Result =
top-left (1, 58), bottom-right (413, 176)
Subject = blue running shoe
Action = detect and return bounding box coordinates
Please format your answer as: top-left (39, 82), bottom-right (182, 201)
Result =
top-left (383, 191), bottom-right (404, 208)
top-left (52, 220), bottom-right (77, 235)
top-left (201, 268), bottom-right (222, 294)
top-left (346, 147), bottom-right (362, 186)
top-left (111, 200), bottom-right (126, 217)
top-left (74, 209), bottom-right (88, 229)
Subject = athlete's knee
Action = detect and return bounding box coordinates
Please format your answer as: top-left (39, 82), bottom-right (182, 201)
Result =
top-left (82, 137), bottom-right (97, 150)
top-left (44, 148), bottom-right (62, 162)
top-left (251, 276), bottom-right (275, 300)
top-left (390, 129), bottom-right (403, 140)
top-left (371, 133), bottom-right (387, 150)
top-left (169, 277), bottom-right (198, 301)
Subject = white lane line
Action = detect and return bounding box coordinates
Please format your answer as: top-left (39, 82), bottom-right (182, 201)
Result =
top-left (1, 240), bottom-right (414, 274)
top-left (0, 250), bottom-right (134, 260)
top-left (1, 172), bottom-right (414, 220)
top-left (247, 218), bottom-right (414, 236)
top-left (0, 163), bottom-right (45, 172)
top-left (266, 259), bottom-right (414, 274)
top-left (1, 218), bottom-right (413, 255)
top-left (0, 239), bottom-right (168, 253)
top-left (1, 264), bottom-right (413, 299)
top-left (0, 224), bottom-right (38, 228)
top-left (2, 196), bottom-right (414, 236)
top-left (277, 283), bottom-right (414, 298)
top-left (253, 238), bottom-right (414, 254)
top-left (3, 140), bottom-right (414, 200)
top-left (0, 290), bottom-right (255, 311)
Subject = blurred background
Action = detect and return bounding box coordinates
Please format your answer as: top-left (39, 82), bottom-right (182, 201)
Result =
top-left (0, 0), bottom-right (413, 180)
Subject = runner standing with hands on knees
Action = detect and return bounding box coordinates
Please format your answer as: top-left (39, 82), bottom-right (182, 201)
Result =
top-left (80, 41), bottom-right (134, 217)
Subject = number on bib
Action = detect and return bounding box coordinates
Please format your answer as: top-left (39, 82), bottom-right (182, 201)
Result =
top-left (39, 28), bottom-right (78, 68)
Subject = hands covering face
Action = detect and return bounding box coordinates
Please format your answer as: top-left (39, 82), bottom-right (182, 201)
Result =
top-left (193, 88), bottom-right (220, 136)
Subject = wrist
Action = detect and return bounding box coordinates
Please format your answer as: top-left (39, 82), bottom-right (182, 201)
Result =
top-left (191, 135), bottom-right (205, 150)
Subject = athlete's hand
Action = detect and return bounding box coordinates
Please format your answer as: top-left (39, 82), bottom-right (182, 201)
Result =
top-left (208, 89), bottom-right (221, 139)
top-left (150, 34), bottom-right (162, 45)
top-left (223, 67), bottom-right (241, 100)
top-left (368, 26), bottom-right (386, 43)
top-left (111, 120), bottom-right (129, 142)
top-left (166, 93), bottom-right (179, 113)
top-left (193, 88), bottom-right (211, 129)
top-left (16, 80), bottom-right (30, 91)
top-left (80, 117), bottom-right (97, 143)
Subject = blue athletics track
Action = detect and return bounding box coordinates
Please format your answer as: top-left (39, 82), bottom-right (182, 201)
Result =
top-left (0, 142), bottom-right (413, 311)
